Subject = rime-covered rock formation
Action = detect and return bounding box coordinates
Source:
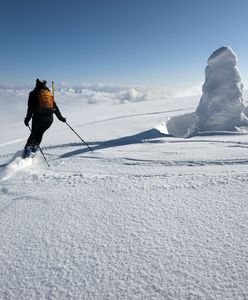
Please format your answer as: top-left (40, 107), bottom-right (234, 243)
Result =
top-left (166, 47), bottom-right (248, 137)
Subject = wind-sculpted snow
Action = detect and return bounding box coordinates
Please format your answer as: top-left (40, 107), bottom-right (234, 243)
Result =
top-left (166, 46), bottom-right (248, 137)
top-left (1, 146), bottom-right (248, 299)
top-left (1, 95), bottom-right (248, 299)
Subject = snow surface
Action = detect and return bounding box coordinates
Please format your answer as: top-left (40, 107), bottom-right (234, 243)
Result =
top-left (167, 47), bottom-right (248, 137)
top-left (0, 91), bottom-right (248, 299)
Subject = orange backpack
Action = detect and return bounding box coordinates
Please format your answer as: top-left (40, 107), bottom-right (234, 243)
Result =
top-left (37, 89), bottom-right (54, 112)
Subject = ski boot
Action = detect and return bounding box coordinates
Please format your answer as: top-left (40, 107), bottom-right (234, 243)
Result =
top-left (31, 144), bottom-right (39, 158)
top-left (22, 144), bottom-right (33, 158)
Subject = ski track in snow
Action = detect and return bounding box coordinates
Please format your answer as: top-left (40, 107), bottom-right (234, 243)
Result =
top-left (1, 101), bottom-right (248, 299)
top-left (74, 107), bottom-right (194, 128)
top-left (0, 138), bottom-right (26, 148)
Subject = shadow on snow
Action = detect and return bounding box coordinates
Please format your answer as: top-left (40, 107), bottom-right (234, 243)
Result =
top-left (59, 129), bottom-right (170, 159)
top-left (58, 128), bottom-right (248, 159)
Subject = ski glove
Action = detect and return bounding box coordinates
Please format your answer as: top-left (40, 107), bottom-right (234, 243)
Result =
top-left (59, 116), bottom-right (66, 123)
top-left (24, 117), bottom-right (29, 126)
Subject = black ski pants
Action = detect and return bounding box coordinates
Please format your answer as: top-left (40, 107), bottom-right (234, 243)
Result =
top-left (26, 114), bottom-right (53, 146)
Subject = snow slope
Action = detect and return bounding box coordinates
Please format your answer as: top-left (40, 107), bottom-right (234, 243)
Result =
top-left (0, 94), bottom-right (248, 299)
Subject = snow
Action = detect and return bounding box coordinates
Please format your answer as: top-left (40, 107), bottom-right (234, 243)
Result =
top-left (0, 152), bottom-right (34, 181)
top-left (0, 85), bottom-right (248, 299)
top-left (166, 47), bottom-right (248, 137)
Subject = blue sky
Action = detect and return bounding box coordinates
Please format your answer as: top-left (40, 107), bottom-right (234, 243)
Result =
top-left (1, 0), bottom-right (248, 88)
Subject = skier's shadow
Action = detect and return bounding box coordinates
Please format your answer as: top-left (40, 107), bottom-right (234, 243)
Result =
top-left (60, 128), bottom-right (169, 159)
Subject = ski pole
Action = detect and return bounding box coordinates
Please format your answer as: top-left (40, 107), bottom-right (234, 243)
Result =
top-left (65, 122), bottom-right (94, 152)
top-left (52, 81), bottom-right (93, 152)
top-left (28, 125), bottom-right (50, 167)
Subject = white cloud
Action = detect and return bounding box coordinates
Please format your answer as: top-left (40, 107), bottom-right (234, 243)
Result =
top-left (172, 83), bottom-right (203, 98)
top-left (0, 82), bottom-right (205, 125)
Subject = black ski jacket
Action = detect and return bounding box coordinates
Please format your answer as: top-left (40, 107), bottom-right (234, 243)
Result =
top-left (25, 86), bottom-right (64, 123)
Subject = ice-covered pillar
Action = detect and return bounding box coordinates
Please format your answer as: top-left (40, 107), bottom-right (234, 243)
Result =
top-left (188, 46), bottom-right (246, 135)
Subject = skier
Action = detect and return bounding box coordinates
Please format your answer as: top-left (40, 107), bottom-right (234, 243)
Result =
top-left (23, 79), bottom-right (66, 158)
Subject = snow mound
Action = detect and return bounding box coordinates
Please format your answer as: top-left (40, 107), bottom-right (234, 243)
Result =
top-left (166, 46), bottom-right (248, 137)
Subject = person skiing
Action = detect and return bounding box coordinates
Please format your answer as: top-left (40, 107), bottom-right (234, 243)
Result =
top-left (23, 79), bottom-right (66, 158)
